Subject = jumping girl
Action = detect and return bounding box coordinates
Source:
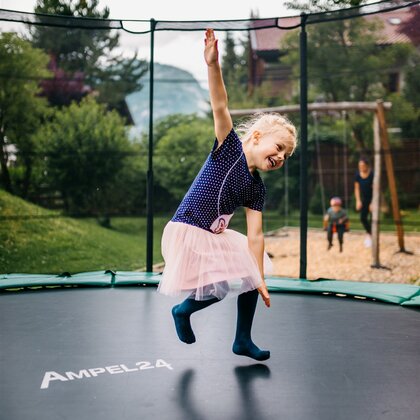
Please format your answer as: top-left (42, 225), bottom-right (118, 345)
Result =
top-left (157, 29), bottom-right (297, 361)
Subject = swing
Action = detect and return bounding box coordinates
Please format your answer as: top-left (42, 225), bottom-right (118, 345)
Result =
top-left (323, 219), bottom-right (350, 232)
top-left (314, 110), bottom-right (351, 233)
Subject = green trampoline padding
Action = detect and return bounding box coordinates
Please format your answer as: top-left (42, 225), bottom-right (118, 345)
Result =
top-left (0, 271), bottom-right (113, 288)
top-left (1, 271), bottom-right (419, 306)
top-left (264, 277), bottom-right (420, 306)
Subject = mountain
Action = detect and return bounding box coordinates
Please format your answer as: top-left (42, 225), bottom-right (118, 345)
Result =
top-left (126, 63), bottom-right (210, 134)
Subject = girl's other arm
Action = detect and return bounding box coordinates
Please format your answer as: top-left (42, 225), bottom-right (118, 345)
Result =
top-left (245, 207), bottom-right (270, 308)
top-left (204, 28), bottom-right (233, 145)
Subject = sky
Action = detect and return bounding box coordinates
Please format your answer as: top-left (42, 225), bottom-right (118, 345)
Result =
top-left (0, 0), bottom-right (296, 86)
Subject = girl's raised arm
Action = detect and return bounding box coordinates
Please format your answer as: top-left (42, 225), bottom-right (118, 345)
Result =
top-left (204, 28), bottom-right (233, 145)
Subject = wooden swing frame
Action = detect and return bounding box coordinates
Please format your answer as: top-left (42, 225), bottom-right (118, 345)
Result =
top-left (231, 100), bottom-right (407, 268)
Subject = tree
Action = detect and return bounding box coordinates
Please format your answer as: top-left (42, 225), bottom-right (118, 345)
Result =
top-left (285, 0), bottom-right (367, 11)
top-left (31, 0), bottom-right (117, 74)
top-left (147, 113), bottom-right (206, 147)
top-left (154, 116), bottom-right (214, 202)
top-left (222, 32), bottom-right (238, 89)
top-left (396, 49), bottom-right (420, 137)
top-left (0, 32), bottom-right (50, 194)
top-left (36, 96), bottom-right (134, 221)
top-left (40, 56), bottom-right (89, 107)
top-left (30, 0), bottom-right (147, 112)
top-left (221, 30), bottom-right (287, 109)
top-left (404, 50), bottom-right (420, 108)
top-left (221, 32), bottom-right (257, 107)
top-left (281, 6), bottom-right (412, 150)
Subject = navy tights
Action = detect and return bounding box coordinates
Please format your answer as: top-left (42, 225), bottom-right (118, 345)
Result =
top-left (232, 290), bottom-right (270, 361)
top-left (172, 297), bottom-right (219, 344)
top-left (172, 289), bottom-right (270, 361)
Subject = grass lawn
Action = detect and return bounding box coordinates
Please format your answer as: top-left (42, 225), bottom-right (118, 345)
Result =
top-left (0, 190), bottom-right (169, 274)
top-left (1, 189), bottom-right (418, 274)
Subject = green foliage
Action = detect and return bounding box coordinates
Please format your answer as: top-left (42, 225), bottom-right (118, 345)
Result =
top-left (221, 30), bottom-right (289, 109)
top-left (283, 18), bottom-right (412, 103)
top-left (282, 0), bottom-right (414, 103)
top-left (262, 158), bottom-right (300, 212)
top-left (0, 32), bottom-right (51, 194)
top-left (309, 183), bottom-right (328, 215)
top-left (154, 117), bottom-right (214, 201)
top-left (148, 114), bottom-right (204, 146)
top-left (387, 92), bottom-right (420, 138)
top-left (222, 32), bottom-right (238, 87)
top-left (30, 0), bottom-right (147, 110)
top-left (285, 0), bottom-right (367, 12)
top-left (35, 97), bottom-right (134, 216)
top-left (221, 33), bottom-right (255, 107)
top-left (31, 0), bottom-right (118, 74)
top-left (138, 114), bottom-right (216, 213)
top-left (281, 10), bottom-right (415, 151)
top-left (106, 144), bottom-right (148, 214)
top-left (398, 50), bottom-right (420, 137)
top-left (403, 50), bottom-right (420, 107)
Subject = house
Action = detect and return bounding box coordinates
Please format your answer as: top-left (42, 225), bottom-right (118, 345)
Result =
top-left (248, 7), bottom-right (419, 98)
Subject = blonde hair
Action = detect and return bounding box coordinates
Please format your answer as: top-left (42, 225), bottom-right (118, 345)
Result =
top-left (236, 112), bottom-right (297, 156)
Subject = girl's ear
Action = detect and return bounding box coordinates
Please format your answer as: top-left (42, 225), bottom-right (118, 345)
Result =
top-left (252, 130), bottom-right (261, 144)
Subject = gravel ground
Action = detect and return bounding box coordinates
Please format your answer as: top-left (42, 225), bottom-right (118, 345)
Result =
top-left (264, 227), bottom-right (420, 285)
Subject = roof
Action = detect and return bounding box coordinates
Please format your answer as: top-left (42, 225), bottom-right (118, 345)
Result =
top-left (251, 7), bottom-right (418, 53)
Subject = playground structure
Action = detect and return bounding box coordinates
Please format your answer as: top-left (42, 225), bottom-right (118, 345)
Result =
top-left (232, 100), bottom-right (408, 269)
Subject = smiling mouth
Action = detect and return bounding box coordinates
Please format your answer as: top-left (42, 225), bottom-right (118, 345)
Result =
top-left (268, 157), bottom-right (276, 168)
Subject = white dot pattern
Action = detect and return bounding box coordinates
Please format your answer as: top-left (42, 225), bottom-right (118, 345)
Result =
top-left (172, 128), bottom-right (266, 232)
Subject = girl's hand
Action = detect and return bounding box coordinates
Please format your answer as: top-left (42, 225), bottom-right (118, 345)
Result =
top-left (356, 200), bottom-right (362, 211)
top-left (204, 28), bottom-right (218, 66)
top-left (257, 282), bottom-right (271, 308)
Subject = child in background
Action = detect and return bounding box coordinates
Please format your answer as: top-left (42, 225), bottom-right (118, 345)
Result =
top-left (157, 29), bottom-right (297, 361)
top-left (324, 197), bottom-right (348, 252)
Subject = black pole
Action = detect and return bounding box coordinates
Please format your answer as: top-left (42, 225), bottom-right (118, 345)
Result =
top-left (299, 13), bottom-right (308, 279)
top-left (146, 19), bottom-right (156, 273)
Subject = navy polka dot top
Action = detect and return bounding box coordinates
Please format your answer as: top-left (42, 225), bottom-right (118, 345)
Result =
top-left (172, 128), bottom-right (266, 232)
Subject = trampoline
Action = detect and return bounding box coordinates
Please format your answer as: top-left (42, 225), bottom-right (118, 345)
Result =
top-left (1, 273), bottom-right (419, 420)
top-left (1, 3), bottom-right (419, 419)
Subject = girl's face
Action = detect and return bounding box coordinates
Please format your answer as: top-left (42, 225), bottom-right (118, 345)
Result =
top-left (252, 131), bottom-right (291, 172)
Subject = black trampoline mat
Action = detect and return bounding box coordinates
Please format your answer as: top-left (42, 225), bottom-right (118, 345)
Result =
top-left (1, 287), bottom-right (419, 420)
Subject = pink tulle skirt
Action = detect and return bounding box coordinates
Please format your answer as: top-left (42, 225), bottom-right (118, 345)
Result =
top-left (157, 221), bottom-right (273, 300)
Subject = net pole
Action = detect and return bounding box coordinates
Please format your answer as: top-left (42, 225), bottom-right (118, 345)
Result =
top-left (313, 112), bottom-right (326, 215)
top-left (146, 19), bottom-right (156, 273)
top-left (371, 112), bottom-right (382, 267)
top-left (342, 110), bottom-right (349, 207)
top-left (299, 13), bottom-right (308, 279)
